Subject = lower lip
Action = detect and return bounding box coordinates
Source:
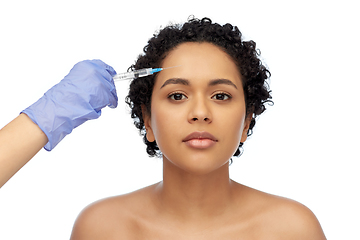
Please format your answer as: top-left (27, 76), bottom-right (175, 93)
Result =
top-left (184, 139), bottom-right (216, 149)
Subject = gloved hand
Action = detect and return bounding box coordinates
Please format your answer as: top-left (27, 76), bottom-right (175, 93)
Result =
top-left (22, 59), bottom-right (118, 151)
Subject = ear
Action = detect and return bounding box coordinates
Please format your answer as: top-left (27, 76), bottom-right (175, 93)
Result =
top-left (240, 114), bottom-right (253, 143)
top-left (141, 105), bottom-right (155, 142)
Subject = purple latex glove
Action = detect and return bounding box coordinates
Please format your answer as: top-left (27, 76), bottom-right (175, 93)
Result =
top-left (22, 60), bottom-right (118, 151)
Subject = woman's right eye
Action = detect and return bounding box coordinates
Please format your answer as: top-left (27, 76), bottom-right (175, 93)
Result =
top-left (168, 93), bottom-right (187, 101)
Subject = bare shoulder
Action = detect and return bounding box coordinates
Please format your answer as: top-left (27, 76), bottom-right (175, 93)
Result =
top-left (238, 184), bottom-right (327, 240)
top-left (264, 195), bottom-right (326, 239)
top-left (70, 184), bottom-right (157, 240)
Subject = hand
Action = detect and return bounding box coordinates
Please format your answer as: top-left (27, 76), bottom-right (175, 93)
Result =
top-left (22, 59), bottom-right (118, 151)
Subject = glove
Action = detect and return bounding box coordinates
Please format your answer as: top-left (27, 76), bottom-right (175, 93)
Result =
top-left (22, 59), bottom-right (118, 151)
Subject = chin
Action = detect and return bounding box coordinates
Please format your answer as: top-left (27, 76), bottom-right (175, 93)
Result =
top-left (164, 154), bottom-right (230, 175)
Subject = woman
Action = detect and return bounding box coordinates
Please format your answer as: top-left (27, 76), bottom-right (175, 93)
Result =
top-left (0, 17), bottom-right (326, 239)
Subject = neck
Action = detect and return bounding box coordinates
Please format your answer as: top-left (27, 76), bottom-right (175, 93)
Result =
top-left (154, 157), bottom-right (235, 221)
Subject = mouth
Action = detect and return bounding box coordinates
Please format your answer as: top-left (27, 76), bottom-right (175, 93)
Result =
top-left (182, 131), bottom-right (218, 149)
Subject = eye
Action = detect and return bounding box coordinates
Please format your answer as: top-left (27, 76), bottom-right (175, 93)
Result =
top-left (168, 92), bottom-right (187, 101)
top-left (212, 92), bottom-right (232, 100)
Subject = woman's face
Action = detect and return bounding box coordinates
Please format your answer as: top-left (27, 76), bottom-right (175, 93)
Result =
top-left (144, 42), bottom-right (251, 174)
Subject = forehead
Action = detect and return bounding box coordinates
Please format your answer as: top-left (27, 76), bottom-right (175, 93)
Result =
top-left (156, 42), bottom-right (242, 86)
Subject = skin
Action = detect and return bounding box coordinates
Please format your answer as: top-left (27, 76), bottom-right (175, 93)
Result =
top-left (0, 113), bottom-right (48, 187)
top-left (70, 43), bottom-right (327, 239)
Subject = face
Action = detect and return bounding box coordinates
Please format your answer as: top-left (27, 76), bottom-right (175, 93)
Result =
top-left (143, 42), bottom-right (251, 175)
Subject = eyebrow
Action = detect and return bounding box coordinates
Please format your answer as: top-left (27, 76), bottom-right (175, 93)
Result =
top-left (160, 78), bottom-right (238, 89)
top-left (208, 78), bottom-right (238, 89)
top-left (160, 78), bottom-right (190, 89)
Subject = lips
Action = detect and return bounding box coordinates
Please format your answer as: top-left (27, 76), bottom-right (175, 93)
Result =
top-left (183, 131), bottom-right (218, 142)
top-left (183, 132), bottom-right (218, 149)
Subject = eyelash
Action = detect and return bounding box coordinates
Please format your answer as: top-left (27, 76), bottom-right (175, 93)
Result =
top-left (167, 92), bottom-right (232, 101)
top-left (212, 92), bottom-right (232, 101)
top-left (168, 92), bottom-right (187, 101)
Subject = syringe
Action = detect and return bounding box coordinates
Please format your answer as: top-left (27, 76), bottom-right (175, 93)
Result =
top-left (113, 66), bottom-right (180, 82)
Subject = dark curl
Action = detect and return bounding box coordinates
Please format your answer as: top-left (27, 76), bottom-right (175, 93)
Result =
top-left (125, 17), bottom-right (273, 158)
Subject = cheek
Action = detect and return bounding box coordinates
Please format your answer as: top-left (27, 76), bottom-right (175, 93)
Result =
top-left (218, 106), bottom-right (246, 146)
top-left (150, 103), bottom-right (183, 145)
top-left (218, 102), bottom-right (246, 127)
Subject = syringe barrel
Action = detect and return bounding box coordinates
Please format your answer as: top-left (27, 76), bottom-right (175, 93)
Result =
top-left (113, 68), bottom-right (152, 82)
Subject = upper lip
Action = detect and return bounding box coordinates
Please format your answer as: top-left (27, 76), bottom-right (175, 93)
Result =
top-left (183, 131), bottom-right (218, 142)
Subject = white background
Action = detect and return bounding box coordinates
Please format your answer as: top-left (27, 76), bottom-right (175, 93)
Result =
top-left (0, 0), bottom-right (359, 239)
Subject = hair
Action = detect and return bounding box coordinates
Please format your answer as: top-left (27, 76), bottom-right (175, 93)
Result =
top-left (125, 17), bottom-right (273, 158)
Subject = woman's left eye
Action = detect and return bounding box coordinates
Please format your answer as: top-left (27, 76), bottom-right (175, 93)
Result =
top-left (212, 93), bottom-right (231, 100)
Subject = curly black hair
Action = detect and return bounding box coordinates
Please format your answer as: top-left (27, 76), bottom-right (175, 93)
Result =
top-left (125, 17), bottom-right (273, 158)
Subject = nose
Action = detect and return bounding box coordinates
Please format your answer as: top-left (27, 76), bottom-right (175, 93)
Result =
top-left (188, 96), bottom-right (212, 124)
